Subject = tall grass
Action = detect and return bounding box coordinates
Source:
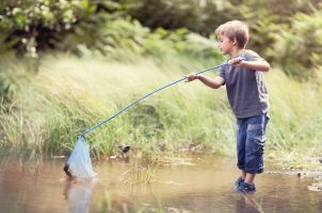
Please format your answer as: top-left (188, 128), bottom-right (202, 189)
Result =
top-left (0, 53), bottom-right (322, 168)
top-left (32, 53), bottom-right (234, 157)
top-left (265, 68), bottom-right (322, 168)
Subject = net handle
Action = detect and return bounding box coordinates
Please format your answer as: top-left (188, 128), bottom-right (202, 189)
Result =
top-left (81, 62), bottom-right (228, 137)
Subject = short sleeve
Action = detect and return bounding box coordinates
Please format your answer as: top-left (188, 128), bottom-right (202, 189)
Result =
top-left (217, 66), bottom-right (225, 80)
top-left (242, 49), bottom-right (265, 62)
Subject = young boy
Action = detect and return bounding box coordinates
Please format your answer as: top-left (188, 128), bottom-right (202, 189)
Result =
top-left (187, 20), bottom-right (270, 193)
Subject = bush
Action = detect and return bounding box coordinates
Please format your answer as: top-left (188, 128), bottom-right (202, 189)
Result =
top-left (268, 9), bottom-right (322, 79)
top-left (64, 16), bottom-right (222, 62)
top-left (0, 0), bottom-right (109, 57)
top-left (0, 0), bottom-right (221, 62)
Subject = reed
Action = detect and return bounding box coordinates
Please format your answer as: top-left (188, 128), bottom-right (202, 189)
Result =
top-left (0, 53), bottom-right (321, 168)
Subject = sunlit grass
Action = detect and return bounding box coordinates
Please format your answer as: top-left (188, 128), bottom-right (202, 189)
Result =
top-left (27, 53), bottom-right (235, 157)
top-left (0, 53), bottom-right (322, 169)
top-left (265, 68), bottom-right (322, 168)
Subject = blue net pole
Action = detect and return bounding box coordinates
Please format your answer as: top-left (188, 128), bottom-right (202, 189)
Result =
top-left (64, 62), bottom-right (227, 178)
top-left (81, 62), bottom-right (227, 137)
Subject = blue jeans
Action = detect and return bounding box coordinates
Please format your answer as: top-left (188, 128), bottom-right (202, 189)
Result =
top-left (236, 113), bottom-right (270, 174)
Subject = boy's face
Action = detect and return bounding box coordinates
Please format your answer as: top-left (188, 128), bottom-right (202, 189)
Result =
top-left (217, 34), bottom-right (234, 56)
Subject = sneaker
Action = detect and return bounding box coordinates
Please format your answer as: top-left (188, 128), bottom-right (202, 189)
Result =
top-left (236, 182), bottom-right (256, 193)
top-left (234, 176), bottom-right (244, 187)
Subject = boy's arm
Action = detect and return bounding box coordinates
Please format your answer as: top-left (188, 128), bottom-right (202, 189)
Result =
top-left (186, 74), bottom-right (224, 89)
top-left (229, 58), bottom-right (270, 72)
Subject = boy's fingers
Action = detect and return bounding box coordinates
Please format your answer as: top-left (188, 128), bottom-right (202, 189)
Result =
top-left (229, 57), bottom-right (245, 64)
top-left (184, 75), bottom-right (190, 82)
top-left (228, 59), bottom-right (238, 64)
top-left (184, 77), bottom-right (192, 83)
top-left (184, 74), bottom-right (197, 82)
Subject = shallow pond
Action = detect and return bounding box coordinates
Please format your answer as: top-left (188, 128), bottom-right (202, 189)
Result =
top-left (0, 155), bottom-right (321, 213)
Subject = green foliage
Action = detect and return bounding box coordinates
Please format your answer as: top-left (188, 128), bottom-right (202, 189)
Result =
top-left (0, 56), bottom-right (33, 104)
top-left (1, 0), bottom-right (322, 169)
top-left (0, 0), bottom-right (221, 62)
top-left (63, 15), bottom-right (222, 63)
top-left (1, 0), bottom-right (322, 80)
top-left (122, 0), bottom-right (242, 34)
top-left (0, 0), bottom-right (112, 56)
top-left (122, 0), bottom-right (320, 35)
top-left (268, 9), bottom-right (322, 79)
top-left (1, 55), bottom-right (322, 162)
top-left (118, 0), bottom-right (322, 79)
top-left (0, 54), bottom-right (232, 156)
top-left (264, 68), bottom-right (322, 168)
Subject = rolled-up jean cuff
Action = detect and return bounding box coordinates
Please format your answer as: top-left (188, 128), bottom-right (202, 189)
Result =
top-left (245, 168), bottom-right (264, 174)
top-left (237, 165), bottom-right (245, 170)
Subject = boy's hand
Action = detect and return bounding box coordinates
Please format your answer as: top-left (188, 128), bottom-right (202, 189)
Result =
top-left (228, 57), bottom-right (245, 66)
top-left (185, 73), bottom-right (199, 82)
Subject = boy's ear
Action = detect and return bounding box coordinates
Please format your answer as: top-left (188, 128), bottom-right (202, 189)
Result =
top-left (232, 38), bottom-right (238, 46)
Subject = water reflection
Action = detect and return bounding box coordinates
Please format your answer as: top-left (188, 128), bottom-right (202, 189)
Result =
top-left (64, 178), bottom-right (96, 213)
top-left (235, 194), bottom-right (264, 213)
top-left (0, 155), bottom-right (321, 213)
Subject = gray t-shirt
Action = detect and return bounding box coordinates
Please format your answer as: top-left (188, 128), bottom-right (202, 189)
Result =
top-left (217, 49), bottom-right (269, 118)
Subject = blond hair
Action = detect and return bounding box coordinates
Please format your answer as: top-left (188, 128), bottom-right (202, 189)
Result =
top-left (215, 20), bottom-right (249, 49)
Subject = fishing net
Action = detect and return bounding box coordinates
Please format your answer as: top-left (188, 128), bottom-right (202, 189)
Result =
top-left (64, 136), bottom-right (97, 179)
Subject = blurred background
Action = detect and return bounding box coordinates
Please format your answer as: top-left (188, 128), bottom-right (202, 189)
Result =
top-left (0, 0), bottom-right (322, 169)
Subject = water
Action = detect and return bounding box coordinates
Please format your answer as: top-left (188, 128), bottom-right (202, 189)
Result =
top-left (0, 155), bottom-right (321, 213)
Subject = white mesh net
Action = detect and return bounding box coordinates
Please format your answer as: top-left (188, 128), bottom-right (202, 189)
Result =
top-left (64, 136), bottom-right (97, 179)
